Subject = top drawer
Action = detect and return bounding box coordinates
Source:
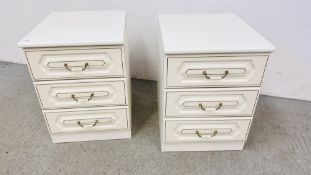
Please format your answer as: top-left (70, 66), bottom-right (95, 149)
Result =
top-left (166, 55), bottom-right (268, 87)
top-left (26, 48), bottom-right (124, 80)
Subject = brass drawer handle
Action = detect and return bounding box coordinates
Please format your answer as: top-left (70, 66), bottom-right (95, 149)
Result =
top-left (199, 103), bottom-right (222, 111)
top-left (77, 120), bottom-right (98, 128)
top-left (196, 130), bottom-right (218, 138)
top-left (71, 93), bottom-right (94, 102)
top-left (64, 62), bottom-right (89, 71)
top-left (203, 70), bottom-right (229, 80)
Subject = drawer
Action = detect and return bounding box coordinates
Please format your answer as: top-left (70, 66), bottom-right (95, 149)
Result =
top-left (26, 48), bottom-right (124, 80)
top-left (166, 55), bottom-right (268, 87)
top-left (36, 80), bottom-right (126, 109)
top-left (45, 108), bottom-right (128, 134)
top-left (165, 119), bottom-right (251, 142)
top-left (166, 90), bottom-right (258, 117)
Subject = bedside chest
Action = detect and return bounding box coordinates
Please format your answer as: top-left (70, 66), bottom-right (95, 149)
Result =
top-left (18, 11), bottom-right (131, 143)
top-left (158, 14), bottom-right (275, 151)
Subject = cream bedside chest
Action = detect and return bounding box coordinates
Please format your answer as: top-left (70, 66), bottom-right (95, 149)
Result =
top-left (158, 14), bottom-right (275, 152)
top-left (18, 11), bottom-right (131, 143)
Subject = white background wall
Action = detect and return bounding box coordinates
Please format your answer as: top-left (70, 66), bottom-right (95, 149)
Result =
top-left (1, 0), bottom-right (311, 101)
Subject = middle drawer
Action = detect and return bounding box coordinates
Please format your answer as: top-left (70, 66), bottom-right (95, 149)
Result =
top-left (166, 89), bottom-right (259, 117)
top-left (36, 80), bottom-right (126, 109)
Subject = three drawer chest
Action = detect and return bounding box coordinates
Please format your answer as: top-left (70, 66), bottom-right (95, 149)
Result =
top-left (158, 14), bottom-right (275, 151)
top-left (19, 11), bottom-right (131, 143)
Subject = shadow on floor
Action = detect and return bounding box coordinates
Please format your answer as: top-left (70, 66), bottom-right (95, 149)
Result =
top-left (131, 79), bottom-right (158, 136)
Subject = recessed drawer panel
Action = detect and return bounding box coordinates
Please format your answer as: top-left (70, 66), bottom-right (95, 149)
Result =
top-left (166, 90), bottom-right (258, 117)
top-left (36, 80), bottom-right (126, 109)
top-left (166, 119), bottom-right (251, 142)
top-left (26, 48), bottom-right (124, 80)
top-left (45, 108), bottom-right (128, 134)
top-left (166, 56), bottom-right (268, 87)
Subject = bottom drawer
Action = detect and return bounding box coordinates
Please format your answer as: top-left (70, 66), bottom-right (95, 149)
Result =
top-left (45, 108), bottom-right (128, 134)
top-left (165, 119), bottom-right (251, 142)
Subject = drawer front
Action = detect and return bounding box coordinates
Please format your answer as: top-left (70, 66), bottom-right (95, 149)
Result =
top-left (166, 120), bottom-right (251, 142)
top-left (45, 108), bottom-right (128, 134)
top-left (36, 80), bottom-right (126, 109)
top-left (166, 90), bottom-right (258, 117)
top-left (166, 56), bottom-right (268, 87)
top-left (26, 48), bottom-right (124, 80)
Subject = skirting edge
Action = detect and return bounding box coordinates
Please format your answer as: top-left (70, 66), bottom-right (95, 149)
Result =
top-left (161, 141), bottom-right (245, 152)
top-left (51, 130), bottom-right (131, 143)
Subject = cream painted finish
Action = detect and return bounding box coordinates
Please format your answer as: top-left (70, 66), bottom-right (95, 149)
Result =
top-left (36, 80), bottom-right (126, 109)
top-left (19, 11), bottom-right (131, 143)
top-left (166, 90), bottom-right (258, 117)
top-left (159, 14), bottom-right (275, 54)
top-left (26, 48), bottom-right (124, 80)
top-left (165, 119), bottom-right (251, 142)
top-left (45, 108), bottom-right (128, 134)
top-left (158, 14), bottom-right (275, 152)
top-left (167, 55), bottom-right (268, 87)
top-left (18, 11), bottom-right (126, 48)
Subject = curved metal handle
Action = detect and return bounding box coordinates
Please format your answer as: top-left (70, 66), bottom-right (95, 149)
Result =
top-left (64, 63), bottom-right (89, 72)
top-left (199, 103), bottom-right (222, 111)
top-left (196, 130), bottom-right (218, 138)
top-left (77, 120), bottom-right (98, 128)
top-left (71, 93), bottom-right (94, 102)
top-left (203, 70), bottom-right (229, 80)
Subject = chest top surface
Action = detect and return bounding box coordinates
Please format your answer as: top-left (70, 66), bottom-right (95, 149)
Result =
top-left (19, 10), bottom-right (126, 48)
top-left (159, 13), bottom-right (275, 54)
